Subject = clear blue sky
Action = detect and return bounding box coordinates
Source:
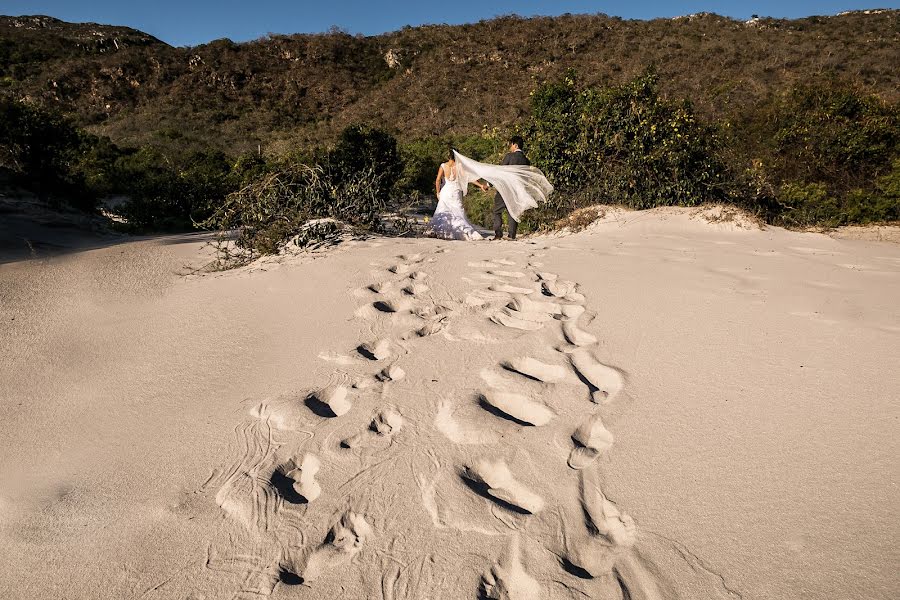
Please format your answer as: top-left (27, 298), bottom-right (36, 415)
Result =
top-left (3, 1), bottom-right (897, 46)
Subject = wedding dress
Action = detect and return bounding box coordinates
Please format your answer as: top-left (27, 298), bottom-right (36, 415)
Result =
top-left (426, 161), bottom-right (485, 240)
top-left (425, 152), bottom-right (554, 240)
top-left (453, 151), bottom-right (553, 222)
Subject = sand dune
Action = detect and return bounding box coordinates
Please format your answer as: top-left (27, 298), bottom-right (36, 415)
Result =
top-left (0, 207), bottom-right (898, 599)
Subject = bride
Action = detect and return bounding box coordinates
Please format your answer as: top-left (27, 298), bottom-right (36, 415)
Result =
top-left (426, 145), bottom-right (554, 241)
top-left (426, 147), bottom-right (489, 240)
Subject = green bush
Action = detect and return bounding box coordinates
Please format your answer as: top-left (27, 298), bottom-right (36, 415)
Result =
top-left (774, 159), bottom-right (900, 227)
top-left (461, 188), bottom-right (495, 229)
top-left (110, 147), bottom-right (233, 231)
top-left (108, 124), bottom-right (402, 234)
top-left (112, 147), bottom-right (191, 230)
top-left (523, 70), bottom-right (728, 209)
top-left (326, 124), bottom-right (401, 202)
top-left (398, 132), bottom-right (505, 196)
top-left (69, 134), bottom-right (123, 197)
top-left (227, 152), bottom-right (269, 189)
top-left (0, 97), bottom-right (98, 210)
top-left (768, 84), bottom-right (898, 191)
top-left (728, 83), bottom-right (900, 226)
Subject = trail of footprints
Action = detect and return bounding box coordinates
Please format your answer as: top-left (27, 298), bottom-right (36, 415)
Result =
top-left (206, 245), bottom-right (674, 599)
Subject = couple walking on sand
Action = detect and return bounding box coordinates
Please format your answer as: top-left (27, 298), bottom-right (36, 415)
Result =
top-left (426, 135), bottom-right (553, 241)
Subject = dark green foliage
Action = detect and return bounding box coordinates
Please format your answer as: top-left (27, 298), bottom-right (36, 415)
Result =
top-left (326, 124), bottom-right (401, 201)
top-left (69, 134), bottom-right (122, 196)
top-left (111, 148), bottom-right (238, 231)
top-left (522, 71), bottom-right (898, 228)
top-left (111, 147), bottom-right (191, 230)
top-left (769, 84), bottom-right (898, 189)
top-left (0, 97), bottom-right (96, 210)
top-left (773, 161), bottom-right (900, 228)
top-left (398, 133), bottom-right (504, 196)
top-left (524, 70), bottom-right (728, 209)
top-left (728, 83), bottom-right (900, 226)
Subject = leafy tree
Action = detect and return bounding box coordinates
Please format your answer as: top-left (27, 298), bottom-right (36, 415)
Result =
top-left (0, 97), bottom-right (97, 209)
top-left (524, 70), bottom-right (727, 209)
top-left (326, 124), bottom-right (402, 201)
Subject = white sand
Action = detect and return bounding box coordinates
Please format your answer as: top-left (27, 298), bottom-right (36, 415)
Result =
top-left (1, 208), bottom-right (898, 599)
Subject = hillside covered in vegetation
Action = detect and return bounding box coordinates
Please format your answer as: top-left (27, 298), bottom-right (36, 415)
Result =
top-left (2, 11), bottom-right (898, 151)
top-left (1, 11), bottom-right (898, 250)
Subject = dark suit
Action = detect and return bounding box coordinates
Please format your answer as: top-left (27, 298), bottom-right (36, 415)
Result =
top-left (494, 149), bottom-right (530, 239)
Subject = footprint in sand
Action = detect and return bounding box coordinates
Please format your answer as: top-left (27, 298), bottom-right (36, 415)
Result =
top-left (512, 295), bottom-right (563, 316)
top-left (306, 383), bottom-right (353, 417)
top-left (462, 459), bottom-right (544, 514)
top-left (412, 317), bottom-right (449, 338)
top-left (368, 281), bottom-right (394, 294)
top-left (389, 264), bottom-right (411, 275)
top-left (251, 396), bottom-right (309, 430)
top-left (341, 407), bottom-right (403, 448)
top-left (564, 470), bottom-right (636, 579)
top-left (501, 356), bottom-right (567, 383)
top-left (413, 304), bottom-right (453, 320)
top-left (488, 270), bottom-right (527, 279)
top-left (358, 339), bottom-right (391, 360)
top-left (285, 454), bottom-right (322, 502)
top-left (568, 349), bottom-right (624, 404)
top-left (408, 270), bottom-right (428, 280)
top-left (435, 400), bottom-right (499, 445)
top-left (559, 304), bottom-right (585, 319)
top-left (568, 414), bottom-right (614, 469)
top-left (480, 390), bottom-right (554, 426)
top-left (491, 296), bottom-right (559, 331)
top-left (480, 536), bottom-right (542, 600)
top-left (583, 482), bottom-right (635, 548)
top-left (468, 260), bottom-right (504, 269)
top-left (491, 309), bottom-right (550, 331)
top-left (542, 279), bottom-right (576, 298)
top-left (490, 283), bottom-right (535, 295)
top-left (402, 282), bottom-right (430, 296)
top-left (377, 364), bottom-right (406, 382)
top-left (373, 298), bottom-right (412, 313)
top-left (416, 318), bottom-right (447, 336)
top-left (282, 511), bottom-right (374, 585)
top-left (561, 307), bottom-right (598, 346)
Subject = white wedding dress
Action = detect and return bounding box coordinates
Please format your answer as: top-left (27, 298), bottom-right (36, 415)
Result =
top-left (426, 161), bottom-right (484, 240)
top-left (425, 152), bottom-right (554, 241)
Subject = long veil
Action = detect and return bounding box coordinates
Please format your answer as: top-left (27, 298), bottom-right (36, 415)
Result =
top-left (453, 150), bottom-right (554, 221)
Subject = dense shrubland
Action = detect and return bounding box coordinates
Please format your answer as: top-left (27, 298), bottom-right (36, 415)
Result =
top-left (2, 68), bottom-right (897, 249)
top-left (1, 12), bottom-right (897, 257)
top-left (512, 71), bottom-right (898, 231)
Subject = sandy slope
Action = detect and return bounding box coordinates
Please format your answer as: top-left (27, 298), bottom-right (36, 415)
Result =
top-left (0, 208), bottom-right (897, 600)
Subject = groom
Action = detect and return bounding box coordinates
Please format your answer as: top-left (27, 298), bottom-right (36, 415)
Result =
top-left (493, 135), bottom-right (529, 241)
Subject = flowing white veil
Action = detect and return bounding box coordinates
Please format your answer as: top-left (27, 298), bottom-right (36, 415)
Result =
top-left (453, 150), bottom-right (554, 222)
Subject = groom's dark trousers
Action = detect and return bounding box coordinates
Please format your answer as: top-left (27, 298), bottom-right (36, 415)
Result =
top-left (493, 149), bottom-right (530, 239)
